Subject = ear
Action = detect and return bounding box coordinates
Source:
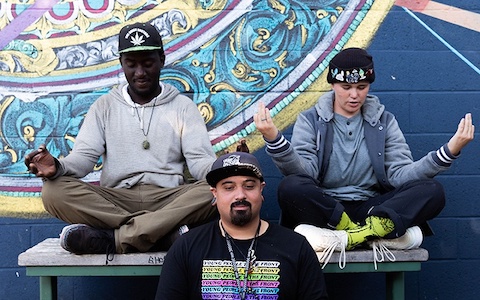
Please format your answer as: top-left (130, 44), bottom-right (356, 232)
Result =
top-left (210, 187), bottom-right (217, 198)
top-left (210, 188), bottom-right (218, 206)
top-left (159, 52), bottom-right (165, 68)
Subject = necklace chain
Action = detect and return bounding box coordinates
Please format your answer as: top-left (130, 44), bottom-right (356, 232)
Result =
top-left (221, 221), bottom-right (261, 300)
top-left (134, 97), bottom-right (157, 149)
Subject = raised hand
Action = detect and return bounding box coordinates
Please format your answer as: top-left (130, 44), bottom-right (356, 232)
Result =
top-left (447, 113), bottom-right (475, 156)
top-left (24, 144), bottom-right (57, 178)
top-left (253, 102), bottom-right (279, 141)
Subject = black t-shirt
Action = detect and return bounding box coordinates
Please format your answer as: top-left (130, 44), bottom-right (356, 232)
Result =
top-left (156, 220), bottom-right (328, 300)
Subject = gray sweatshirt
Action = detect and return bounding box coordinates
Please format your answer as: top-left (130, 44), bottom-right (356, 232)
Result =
top-left (264, 91), bottom-right (458, 193)
top-left (56, 82), bottom-right (216, 188)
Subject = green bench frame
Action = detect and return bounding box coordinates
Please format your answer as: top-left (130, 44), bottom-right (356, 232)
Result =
top-left (19, 238), bottom-right (428, 300)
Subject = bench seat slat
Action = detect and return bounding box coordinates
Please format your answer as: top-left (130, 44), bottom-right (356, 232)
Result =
top-left (18, 238), bottom-right (428, 267)
top-left (18, 238), bottom-right (166, 267)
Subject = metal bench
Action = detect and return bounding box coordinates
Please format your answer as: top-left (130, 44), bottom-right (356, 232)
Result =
top-left (18, 238), bottom-right (428, 300)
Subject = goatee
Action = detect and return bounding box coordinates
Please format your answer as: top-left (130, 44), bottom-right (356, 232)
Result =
top-left (230, 200), bottom-right (252, 226)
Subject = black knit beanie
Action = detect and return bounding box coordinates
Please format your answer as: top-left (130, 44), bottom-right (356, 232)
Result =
top-left (327, 47), bottom-right (375, 84)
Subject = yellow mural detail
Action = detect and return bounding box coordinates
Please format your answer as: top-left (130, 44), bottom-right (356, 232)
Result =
top-left (198, 102), bottom-right (214, 124)
top-left (269, 0), bottom-right (286, 14)
top-left (163, 75), bottom-right (192, 91)
top-left (232, 62), bottom-right (255, 82)
top-left (253, 29), bottom-right (271, 52)
top-left (23, 126), bottom-right (36, 144)
top-left (285, 10), bottom-right (296, 30)
top-left (0, 195), bottom-right (50, 218)
top-left (3, 146), bottom-right (18, 163)
top-left (301, 25), bottom-right (307, 47)
top-left (64, 134), bottom-right (76, 144)
top-left (274, 51), bottom-right (288, 69)
top-left (210, 82), bottom-right (236, 93)
top-left (267, 68), bottom-right (278, 78)
top-left (204, 54), bottom-right (217, 83)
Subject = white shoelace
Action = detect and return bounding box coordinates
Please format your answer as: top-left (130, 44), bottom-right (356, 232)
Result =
top-left (371, 241), bottom-right (396, 270)
top-left (316, 235), bottom-right (346, 269)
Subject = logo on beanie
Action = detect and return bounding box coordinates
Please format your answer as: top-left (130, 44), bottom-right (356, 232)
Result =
top-left (125, 28), bottom-right (150, 47)
top-left (330, 67), bottom-right (374, 84)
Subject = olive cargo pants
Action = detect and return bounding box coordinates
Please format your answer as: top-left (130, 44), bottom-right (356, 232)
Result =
top-left (42, 176), bottom-right (218, 253)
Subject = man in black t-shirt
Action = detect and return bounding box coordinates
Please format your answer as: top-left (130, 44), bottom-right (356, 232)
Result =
top-left (156, 152), bottom-right (328, 300)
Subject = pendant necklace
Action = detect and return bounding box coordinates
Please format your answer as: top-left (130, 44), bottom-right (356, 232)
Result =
top-left (134, 97), bottom-right (157, 150)
top-left (221, 220), bottom-right (261, 300)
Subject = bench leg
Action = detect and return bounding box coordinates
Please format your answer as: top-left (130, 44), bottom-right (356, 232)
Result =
top-left (386, 272), bottom-right (405, 300)
top-left (39, 276), bottom-right (57, 300)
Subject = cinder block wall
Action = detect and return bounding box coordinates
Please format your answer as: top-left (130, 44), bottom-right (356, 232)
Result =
top-left (1, 2), bottom-right (479, 299)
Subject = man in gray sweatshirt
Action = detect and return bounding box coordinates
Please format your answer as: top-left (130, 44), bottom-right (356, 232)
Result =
top-left (25, 22), bottom-right (218, 256)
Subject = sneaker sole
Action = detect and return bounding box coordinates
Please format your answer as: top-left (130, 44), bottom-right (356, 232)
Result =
top-left (405, 226), bottom-right (423, 249)
top-left (368, 226), bottom-right (423, 250)
top-left (59, 224), bottom-right (88, 252)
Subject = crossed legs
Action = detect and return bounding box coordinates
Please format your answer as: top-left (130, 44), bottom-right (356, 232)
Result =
top-left (42, 177), bottom-right (218, 253)
top-left (278, 174), bottom-right (445, 246)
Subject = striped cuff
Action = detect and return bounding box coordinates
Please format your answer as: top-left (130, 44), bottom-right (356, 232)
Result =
top-left (264, 133), bottom-right (290, 154)
top-left (433, 144), bottom-right (458, 167)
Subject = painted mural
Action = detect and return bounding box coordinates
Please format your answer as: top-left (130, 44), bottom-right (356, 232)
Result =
top-left (3, 0), bottom-right (476, 217)
top-left (0, 0), bottom-right (396, 217)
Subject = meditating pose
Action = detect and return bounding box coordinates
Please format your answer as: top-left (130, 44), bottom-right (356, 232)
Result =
top-left (25, 22), bottom-right (217, 257)
top-left (254, 47), bottom-right (474, 262)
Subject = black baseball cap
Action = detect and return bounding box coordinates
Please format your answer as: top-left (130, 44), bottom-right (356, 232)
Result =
top-left (206, 152), bottom-right (264, 187)
top-left (118, 22), bottom-right (163, 54)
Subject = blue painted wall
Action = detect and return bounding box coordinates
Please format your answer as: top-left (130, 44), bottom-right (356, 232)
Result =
top-left (1, 1), bottom-right (479, 299)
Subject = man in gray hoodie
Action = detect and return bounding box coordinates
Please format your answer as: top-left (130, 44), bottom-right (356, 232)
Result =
top-left (254, 48), bottom-right (474, 264)
top-left (25, 22), bottom-right (218, 256)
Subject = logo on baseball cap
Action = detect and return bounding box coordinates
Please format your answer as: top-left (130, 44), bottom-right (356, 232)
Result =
top-left (206, 152), bottom-right (264, 187)
top-left (118, 22), bottom-right (163, 54)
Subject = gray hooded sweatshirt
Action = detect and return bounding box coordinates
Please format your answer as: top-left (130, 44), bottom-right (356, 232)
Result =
top-left (264, 91), bottom-right (457, 193)
top-left (56, 82), bottom-right (216, 188)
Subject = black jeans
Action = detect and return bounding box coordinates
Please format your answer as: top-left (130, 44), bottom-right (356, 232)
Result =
top-left (277, 174), bottom-right (445, 238)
